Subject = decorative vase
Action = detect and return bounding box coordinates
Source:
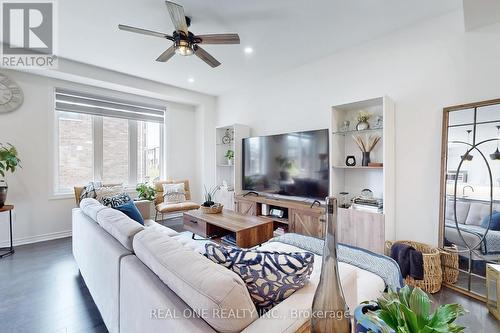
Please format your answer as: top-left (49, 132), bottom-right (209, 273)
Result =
top-left (0, 181), bottom-right (7, 208)
top-left (311, 197), bottom-right (351, 333)
top-left (227, 158), bottom-right (233, 166)
top-left (345, 155), bottom-right (356, 167)
top-left (356, 121), bottom-right (369, 131)
top-left (362, 152), bottom-right (371, 166)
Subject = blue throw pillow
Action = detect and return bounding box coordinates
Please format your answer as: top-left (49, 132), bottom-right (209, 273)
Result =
top-left (481, 211), bottom-right (500, 231)
top-left (114, 201), bottom-right (144, 225)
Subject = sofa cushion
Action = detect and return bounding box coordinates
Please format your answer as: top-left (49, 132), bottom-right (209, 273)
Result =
top-left (466, 202), bottom-right (500, 226)
top-left (162, 183), bottom-right (186, 203)
top-left (445, 200), bottom-right (470, 224)
top-left (205, 243), bottom-right (314, 312)
top-left (114, 201), bottom-right (144, 225)
top-left (95, 185), bottom-right (125, 203)
top-left (156, 201), bottom-right (200, 213)
top-left (80, 198), bottom-right (108, 221)
top-left (481, 211), bottom-right (500, 231)
top-left (102, 193), bottom-right (132, 208)
top-left (96, 207), bottom-right (144, 251)
top-left (133, 228), bottom-right (258, 333)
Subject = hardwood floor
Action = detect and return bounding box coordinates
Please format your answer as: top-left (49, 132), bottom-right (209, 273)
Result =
top-left (0, 236), bottom-right (498, 333)
top-left (0, 238), bottom-right (107, 333)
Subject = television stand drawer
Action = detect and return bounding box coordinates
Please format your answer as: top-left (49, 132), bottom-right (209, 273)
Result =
top-left (183, 216), bottom-right (207, 237)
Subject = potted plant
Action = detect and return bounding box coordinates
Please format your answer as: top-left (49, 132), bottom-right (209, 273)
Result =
top-left (201, 185), bottom-right (222, 214)
top-left (0, 143), bottom-right (21, 208)
top-left (355, 286), bottom-right (467, 333)
top-left (356, 111), bottom-right (373, 130)
top-left (225, 149), bottom-right (234, 166)
top-left (136, 183), bottom-right (156, 201)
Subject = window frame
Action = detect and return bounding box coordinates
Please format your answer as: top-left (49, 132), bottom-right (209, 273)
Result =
top-left (52, 88), bottom-right (165, 196)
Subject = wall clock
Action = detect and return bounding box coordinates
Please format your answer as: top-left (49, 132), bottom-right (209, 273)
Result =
top-left (0, 74), bottom-right (23, 113)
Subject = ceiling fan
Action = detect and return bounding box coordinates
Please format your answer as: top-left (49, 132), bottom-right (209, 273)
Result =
top-left (118, 1), bottom-right (240, 68)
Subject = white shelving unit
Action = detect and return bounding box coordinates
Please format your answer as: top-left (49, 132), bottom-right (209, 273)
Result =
top-left (215, 124), bottom-right (250, 210)
top-left (330, 96), bottom-right (395, 241)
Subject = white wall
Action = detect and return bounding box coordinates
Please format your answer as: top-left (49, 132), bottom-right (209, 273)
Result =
top-left (216, 11), bottom-right (500, 246)
top-left (0, 61), bottom-right (216, 246)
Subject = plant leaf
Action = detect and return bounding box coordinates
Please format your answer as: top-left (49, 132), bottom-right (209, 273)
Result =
top-left (409, 287), bottom-right (431, 328)
top-left (400, 302), bottom-right (419, 333)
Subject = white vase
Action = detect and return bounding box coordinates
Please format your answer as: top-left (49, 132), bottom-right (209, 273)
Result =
top-left (227, 159), bottom-right (233, 166)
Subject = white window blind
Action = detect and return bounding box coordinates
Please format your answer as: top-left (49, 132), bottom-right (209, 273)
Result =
top-left (55, 88), bottom-right (165, 123)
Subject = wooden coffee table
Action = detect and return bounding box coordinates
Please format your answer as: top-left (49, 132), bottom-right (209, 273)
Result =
top-left (183, 209), bottom-right (274, 248)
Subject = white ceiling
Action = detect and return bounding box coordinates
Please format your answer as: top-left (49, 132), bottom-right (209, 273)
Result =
top-left (57, 0), bottom-right (462, 95)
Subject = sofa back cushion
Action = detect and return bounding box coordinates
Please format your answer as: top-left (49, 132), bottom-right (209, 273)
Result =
top-left (94, 205), bottom-right (144, 251)
top-left (445, 200), bottom-right (470, 224)
top-left (133, 228), bottom-right (257, 333)
top-left (80, 198), bottom-right (108, 222)
top-left (465, 202), bottom-right (500, 226)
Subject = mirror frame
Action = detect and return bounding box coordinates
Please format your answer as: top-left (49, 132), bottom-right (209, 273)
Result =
top-left (439, 97), bottom-right (500, 301)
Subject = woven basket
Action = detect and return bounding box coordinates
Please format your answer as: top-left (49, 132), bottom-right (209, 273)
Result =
top-left (386, 240), bottom-right (442, 294)
top-left (199, 204), bottom-right (223, 214)
top-left (439, 245), bottom-right (459, 284)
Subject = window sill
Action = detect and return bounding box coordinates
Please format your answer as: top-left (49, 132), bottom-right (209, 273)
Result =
top-left (49, 193), bottom-right (75, 201)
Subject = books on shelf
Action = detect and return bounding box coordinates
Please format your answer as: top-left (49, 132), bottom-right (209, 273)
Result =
top-left (351, 196), bottom-right (383, 213)
top-left (221, 234), bottom-right (237, 246)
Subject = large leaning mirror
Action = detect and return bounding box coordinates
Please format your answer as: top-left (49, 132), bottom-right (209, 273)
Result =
top-left (440, 99), bottom-right (500, 300)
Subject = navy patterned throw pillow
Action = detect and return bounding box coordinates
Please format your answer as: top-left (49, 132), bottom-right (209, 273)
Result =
top-left (101, 193), bottom-right (132, 208)
top-left (205, 243), bottom-right (314, 312)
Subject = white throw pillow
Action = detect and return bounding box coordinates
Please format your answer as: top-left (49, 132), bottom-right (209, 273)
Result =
top-left (95, 185), bottom-right (125, 203)
top-left (163, 183), bottom-right (186, 204)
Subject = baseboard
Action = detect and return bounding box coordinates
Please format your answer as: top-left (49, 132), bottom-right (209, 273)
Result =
top-left (0, 230), bottom-right (72, 247)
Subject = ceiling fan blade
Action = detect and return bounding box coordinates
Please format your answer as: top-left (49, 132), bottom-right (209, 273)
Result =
top-left (193, 45), bottom-right (221, 68)
top-left (196, 34), bottom-right (240, 45)
top-left (156, 45), bottom-right (176, 62)
top-left (118, 24), bottom-right (174, 40)
top-left (165, 1), bottom-right (189, 35)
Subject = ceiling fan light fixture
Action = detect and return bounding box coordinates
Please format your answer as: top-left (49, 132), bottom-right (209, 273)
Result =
top-left (175, 40), bottom-right (193, 56)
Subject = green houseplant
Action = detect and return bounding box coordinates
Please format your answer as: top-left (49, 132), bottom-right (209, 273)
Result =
top-left (225, 149), bottom-right (234, 165)
top-left (0, 143), bottom-right (22, 208)
top-left (360, 286), bottom-right (466, 333)
top-left (202, 185), bottom-right (219, 207)
top-left (136, 183), bottom-right (156, 201)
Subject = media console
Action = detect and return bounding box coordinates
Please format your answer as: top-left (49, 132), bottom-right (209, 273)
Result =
top-left (234, 194), bottom-right (386, 254)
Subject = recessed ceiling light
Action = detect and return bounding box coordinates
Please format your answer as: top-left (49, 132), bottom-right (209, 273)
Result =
top-left (244, 47), bottom-right (253, 54)
top-left (188, 77), bottom-right (195, 83)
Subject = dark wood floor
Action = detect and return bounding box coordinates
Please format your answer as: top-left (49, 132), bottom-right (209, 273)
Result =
top-left (1, 225), bottom-right (498, 333)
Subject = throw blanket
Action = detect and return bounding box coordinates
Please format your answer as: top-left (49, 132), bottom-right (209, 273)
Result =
top-left (390, 243), bottom-right (424, 280)
top-left (445, 222), bottom-right (500, 254)
top-left (269, 233), bottom-right (404, 291)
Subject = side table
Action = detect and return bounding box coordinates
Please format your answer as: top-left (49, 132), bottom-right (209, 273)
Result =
top-left (0, 205), bottom-right (14, 258)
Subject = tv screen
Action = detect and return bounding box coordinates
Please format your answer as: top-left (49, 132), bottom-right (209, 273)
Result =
top-left (242, 129), bottom-right (329, 200)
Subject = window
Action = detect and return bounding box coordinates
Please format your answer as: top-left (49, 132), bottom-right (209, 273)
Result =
top-left (54, 89), bottom-right (165, 194)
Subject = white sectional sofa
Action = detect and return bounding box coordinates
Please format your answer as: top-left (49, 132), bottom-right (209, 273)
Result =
top-left (72, 199), bottom-right (385, 333)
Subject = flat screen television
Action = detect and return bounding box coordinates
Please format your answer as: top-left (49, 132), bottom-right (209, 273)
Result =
top-left (242, 129), bottom-right (329, 200)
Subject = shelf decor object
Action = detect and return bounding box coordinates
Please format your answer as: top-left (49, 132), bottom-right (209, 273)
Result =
top-left (487, 263), bottom-right (500, 320)
top-left (355, 111), bottom-right (372, 131)
top-left (345, 155), bottom-right (356, 167)
top-left (352, 135), bottom-right (381, 166)
top-left (311, 197), bottom-right (351, 333)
